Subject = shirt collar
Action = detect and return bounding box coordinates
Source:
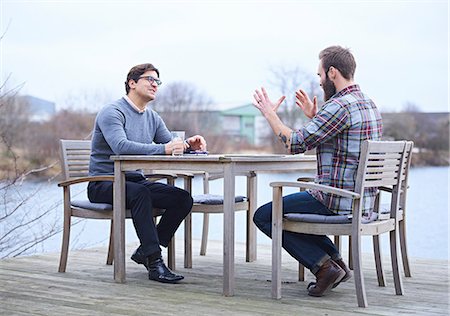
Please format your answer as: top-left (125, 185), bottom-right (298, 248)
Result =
top-left (333, 84), bottom-right (361, 98)
top-left (124, 95), bottom-right (147, 113)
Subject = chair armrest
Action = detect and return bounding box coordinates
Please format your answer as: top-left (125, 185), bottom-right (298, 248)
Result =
top-left (379, 185), bottom-right (408, 194)
top-left (270, 181), bottom-right (360, 199)
top-left (58, 175), bottom-right (114, 187)
top-left (173, 171), bottom-right (197, 179)
top-left (378, 186), bottom-right (393, 193)
top-left (297, 176), bottom-right (315, 182)
top-left (207, 171), bottom-right (255, 181)
top-left (145, 172), bottom-right (178, 180)
top-left (152, 169), bottom-right (202, 179)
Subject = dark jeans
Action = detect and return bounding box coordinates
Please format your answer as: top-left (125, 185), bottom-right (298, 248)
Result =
top-left (253, 191), bottom-right (341, 274)
top-left (88, 176), bottom-right (193, 257)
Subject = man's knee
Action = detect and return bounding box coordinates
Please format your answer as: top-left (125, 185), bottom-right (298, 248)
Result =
top-left (177, 188), bottom-right (193, 212)
top-left (253, 203), bottom-right (272, 227)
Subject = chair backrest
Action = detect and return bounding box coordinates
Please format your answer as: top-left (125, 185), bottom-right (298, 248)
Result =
top-left (60, 139), bottom-right (91, 180)
top-left (355, 140), bottom-right (407, 193)
top-left (399, 141), bottom-right (414, 205)
top-left (353, 140), bottom-right (408, 220)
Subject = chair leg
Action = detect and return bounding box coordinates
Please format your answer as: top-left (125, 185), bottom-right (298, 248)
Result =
top-left (246, 173), bottom-right (257, 262)
top-left (271, 187), bottom-right (283, 299)
top-left (352, 235), bottom-right (368, 308)
top-left (58, 210), bottom-right (71, 273)
top-left (184, 213), bottom-right (193, 268)
top-left (167, 237), bottom-right (175, 270)
top-left (390, 229), bottom-right (404, 295)
top-left (334, 235), bottom-right (341, 252)
top-left (298, 263), bottom-right (305, 281)
top-left (200, 213), bottom-right (209, 256)
top-left (348, 236), bottom-right (353, 270)
top-left (183, 176), bottom-right (193, 268)
top-left (106, 220), bottom-right (114, 265)
top-left (373, 235), bottom-right (386, 286)
top-left (398, 219), bottom-right (411, 277)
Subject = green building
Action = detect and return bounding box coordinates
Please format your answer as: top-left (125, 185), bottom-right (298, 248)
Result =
top-left (220, 104), bottom-right (264, 145)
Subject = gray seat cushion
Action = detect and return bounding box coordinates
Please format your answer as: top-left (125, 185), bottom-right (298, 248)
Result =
top-left (284, 212), bottom-right (378, 224)
top-left (193, 194), bottom-right (247, 205)
top-left (71, 199), bottom-right (112, 212)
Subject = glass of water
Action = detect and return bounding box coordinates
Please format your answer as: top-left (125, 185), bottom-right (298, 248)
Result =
top-left (171, 131), bottom-right (185, 156)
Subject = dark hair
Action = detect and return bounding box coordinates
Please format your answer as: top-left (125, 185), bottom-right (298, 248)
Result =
top-left (125, 63), bottom-right (160, 94)
top-left (319, 46), bottom-right (356, 80)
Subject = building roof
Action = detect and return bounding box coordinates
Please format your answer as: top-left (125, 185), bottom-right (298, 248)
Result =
top-left (221, 104), bottom-right (261, 117)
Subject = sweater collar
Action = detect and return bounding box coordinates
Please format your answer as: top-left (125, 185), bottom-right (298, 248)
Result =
top-left (124, 95), bottom-right (147, 113)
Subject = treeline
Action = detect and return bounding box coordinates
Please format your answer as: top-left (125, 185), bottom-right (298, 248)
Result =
top-left (1, 94), bottom-right (449, 180)
top-left (0, 99), bottom-right (97, 179)
top-left (382, 111), bottom-right (449, 166)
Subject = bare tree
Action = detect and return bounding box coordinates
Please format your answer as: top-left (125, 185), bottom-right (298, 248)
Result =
top-left (258, 65), bottom-right (322, 152)
top-left (151, 81), bottom-right (219, 139)
top-left (0, 42), bottom-right (103, 256)
top-left (0, 83), bottom-right (64, 257)
top-left (152, 81), bottom-right (212, 112)
top-left (62, 88), bottom-right (113, 113)
top-left (0, 78), bottom-right (31, 173)
top-left (269, 65), bottom-right (322, 128)
top-left (402, 101), bottom-right (422, 113)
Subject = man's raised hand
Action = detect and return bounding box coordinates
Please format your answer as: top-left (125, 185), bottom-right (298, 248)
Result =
top-left (295, 89), bottom-right (317, 119)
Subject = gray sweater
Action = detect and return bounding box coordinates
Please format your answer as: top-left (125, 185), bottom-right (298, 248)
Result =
top-left (89, 97), bottom-right (172, 176)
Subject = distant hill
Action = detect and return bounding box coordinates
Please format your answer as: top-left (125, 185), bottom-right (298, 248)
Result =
top-left (19, 95), bottom-right (56, 122)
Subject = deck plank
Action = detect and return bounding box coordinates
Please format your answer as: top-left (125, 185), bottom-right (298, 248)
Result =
top-left (0, 240), bottom-right (448, 315)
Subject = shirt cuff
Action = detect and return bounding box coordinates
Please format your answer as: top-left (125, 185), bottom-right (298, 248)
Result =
top-left (290, 130), bottom-right (306, 154)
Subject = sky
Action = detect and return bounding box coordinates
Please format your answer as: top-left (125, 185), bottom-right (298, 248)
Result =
top-left (1, 0), bottom-right (449, 113)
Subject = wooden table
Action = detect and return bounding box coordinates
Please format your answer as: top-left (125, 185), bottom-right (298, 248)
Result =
top-left (111, 154), bottom-right (316, 296)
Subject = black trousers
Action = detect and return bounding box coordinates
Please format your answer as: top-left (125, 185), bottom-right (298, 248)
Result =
top-left (88, 177), bottom-right (193, 257)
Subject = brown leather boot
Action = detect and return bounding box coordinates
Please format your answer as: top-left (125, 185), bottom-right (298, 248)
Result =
top-left (334, 259), bottom-right (352, 286)
top-left (307, 258), bottom-right (353, 290)
top-left (308, 259), bottom-right (345, 297)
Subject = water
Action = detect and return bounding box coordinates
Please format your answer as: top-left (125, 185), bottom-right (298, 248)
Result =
top-left (2, 166), bottom-right (448, 260)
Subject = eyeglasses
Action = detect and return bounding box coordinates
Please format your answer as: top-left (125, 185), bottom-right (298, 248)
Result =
top-left (138, 76), bottom-right (162, 86)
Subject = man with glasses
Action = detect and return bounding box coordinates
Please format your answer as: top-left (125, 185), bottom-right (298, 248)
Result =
top-left (88, 63), bottom-right (207, 283)
top-left (252, 46), bottom-right (382, 297)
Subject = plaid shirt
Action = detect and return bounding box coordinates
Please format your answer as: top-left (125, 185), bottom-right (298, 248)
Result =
top-left (291, 85), bottom-right (383, 215)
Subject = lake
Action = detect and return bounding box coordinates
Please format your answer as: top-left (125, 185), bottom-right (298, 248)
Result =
top-left (2, 166), bottom-right (448, 261)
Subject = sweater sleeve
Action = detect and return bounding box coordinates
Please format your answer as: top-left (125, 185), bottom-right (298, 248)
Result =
top-left (97, 106), bottom-right (166, 155)
top-left (152, 111), bottom-right (173, 144)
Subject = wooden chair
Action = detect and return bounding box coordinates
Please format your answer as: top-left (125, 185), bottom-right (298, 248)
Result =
top-left (179, 171), bottom-right (255, 268)
top-left (271, 140), bottom-right (408, 307)
top-left (57, 139), bottom-right (177, 273)
top-left (298, 141), bottom-right (413, 284)
top-left (373, 141), bottom-right (414, 282)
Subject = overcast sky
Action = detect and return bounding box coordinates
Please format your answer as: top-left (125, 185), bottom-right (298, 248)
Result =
top-left (1, 0), bottom-right (449, 112)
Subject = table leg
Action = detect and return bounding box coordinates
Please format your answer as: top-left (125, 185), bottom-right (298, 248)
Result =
top-left (113, 161), bottom-right (126, 283)
top-left (223, 164), bottom-right (235, 296)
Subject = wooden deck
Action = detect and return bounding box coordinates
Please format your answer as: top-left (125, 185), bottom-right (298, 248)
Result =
top-left (1, 239), bottom-right (449, 315)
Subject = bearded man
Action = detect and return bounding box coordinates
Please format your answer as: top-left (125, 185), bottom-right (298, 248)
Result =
top-left (252, 46), bottom-right (383, 297)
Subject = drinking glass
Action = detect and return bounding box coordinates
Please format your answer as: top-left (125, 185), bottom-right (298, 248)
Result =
top-left (171, 131), bottom-right (185, 156)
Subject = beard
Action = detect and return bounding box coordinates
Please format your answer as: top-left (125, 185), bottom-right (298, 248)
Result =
top-left (322, 75), bottom-right (336, 101)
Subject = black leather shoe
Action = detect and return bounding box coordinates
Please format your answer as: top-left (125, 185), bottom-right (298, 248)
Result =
top-left (148, 257), bottom-right (184, 284)
top-left (131, 246), bottom-right (148, 270)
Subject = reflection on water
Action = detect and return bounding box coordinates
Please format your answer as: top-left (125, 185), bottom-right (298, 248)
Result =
top-left (2, 167), bottom-right (448, 260)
